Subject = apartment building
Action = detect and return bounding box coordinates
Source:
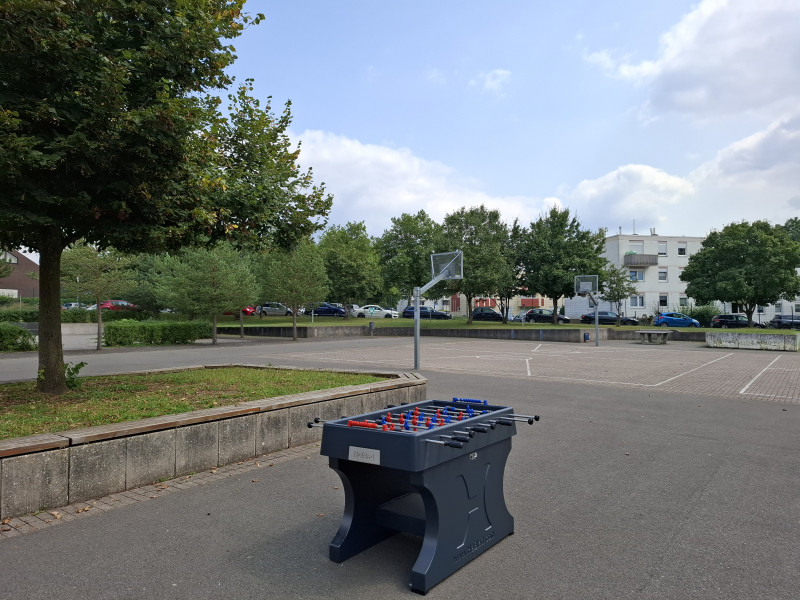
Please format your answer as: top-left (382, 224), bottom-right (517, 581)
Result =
top-left (564, 231), bottom-right (704, 320)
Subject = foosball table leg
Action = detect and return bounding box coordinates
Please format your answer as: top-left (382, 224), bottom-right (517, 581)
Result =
top-left (407, 438), bottom-right (515, 594)
top-left (327, 458), bottom-right (413, 563)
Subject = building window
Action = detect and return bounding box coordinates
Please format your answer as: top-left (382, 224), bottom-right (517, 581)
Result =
top-left (679, 297), bottom-right (688, 307)
top-left (629, 270), bottom-right (644, 281)
top-left (678, 242), bottom-right (687, 256)
top-left (795, 303), bottom-right (800, 313)
top-left (658, 241), bottom-right (667, 256)
top-left (630, 295), bottom-right (645, 308)
top-left (629, 241), bottom-right (644, 254)
top-left (659, 295), bottom-right (668, 307)
top-left (658, 269), bottom-right (668, 282)
top-left (775, 301), bottom-right (784, 313)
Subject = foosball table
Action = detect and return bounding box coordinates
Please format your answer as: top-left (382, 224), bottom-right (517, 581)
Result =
top-left (309, 398), bottom-right (539, 594)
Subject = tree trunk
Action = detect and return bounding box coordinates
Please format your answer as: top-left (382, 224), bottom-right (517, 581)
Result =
top-left (552, 298), bottom-right (560, 325)
top-left (36, 228), bottom-right (67, 394)
top-left (212, 314), bottom-right (218, 344)
top-left (465, 294), bottom-right (474, 325)
top-left (96, 296), bottom-right (103, 351)
top-left (292, 309), bottom-right (298, 341)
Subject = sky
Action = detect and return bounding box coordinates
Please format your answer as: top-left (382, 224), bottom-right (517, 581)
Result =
top-left (223, 0), bottom-right (800, 240)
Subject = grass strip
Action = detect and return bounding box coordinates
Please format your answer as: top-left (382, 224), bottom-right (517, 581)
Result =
top-left (0, 367), bottom-right (385, 440)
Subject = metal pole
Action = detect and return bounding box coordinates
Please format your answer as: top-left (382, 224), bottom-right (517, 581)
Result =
top-left (413, 287), bottom-right (421, 370)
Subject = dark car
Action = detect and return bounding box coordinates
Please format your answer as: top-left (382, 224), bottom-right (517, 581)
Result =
top-left (306, 302), bottom-right (346, 317)
top-left (472, 307), bottom-right (504, 322)
top-left (580, 310), bottom-right (638, 326)
top-left (768, 314), bottom-right (800, 329)
top-left (711, 314), bottom-right (766, 328)
top-left (401, 306), bottom-right (452, 320)
top-left (523, 308), bottom-right (570, 324)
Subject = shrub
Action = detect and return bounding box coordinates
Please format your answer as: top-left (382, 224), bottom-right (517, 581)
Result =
top-left (0, 308), bottom-right (39, 322)
top-left (685, 304), bottom-right (719, 327)
top-left (0, 322), bottom-right (37, 352)
top-left (104, 320), bottom-right (212, 346)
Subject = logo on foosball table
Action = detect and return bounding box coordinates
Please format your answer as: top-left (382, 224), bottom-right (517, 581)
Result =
top-left (348, 446), bottom-right (381, 465)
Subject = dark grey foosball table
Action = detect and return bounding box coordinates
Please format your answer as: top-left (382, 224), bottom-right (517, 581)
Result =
top-left (312, 398), bottom-right (538, 594)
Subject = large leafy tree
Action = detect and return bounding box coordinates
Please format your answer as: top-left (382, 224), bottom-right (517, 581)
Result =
top-left (442, 205), bottom-right (510, 325)
top-left (0, 2), bottom-right (330, 392)
top-left (60, 244), bottom-right (135, 350)
top-left (375, 211), bottom-right (443, 304)
top-left (680, 221), bottom-right (800, 325)
top-left (520, 206), bottom-right (606, 321)
top-left (319, 222), bottom-right (382, 314)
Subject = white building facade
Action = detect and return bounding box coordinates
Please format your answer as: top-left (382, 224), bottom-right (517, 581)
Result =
top-left (564, 232), bottom-right (705, 320)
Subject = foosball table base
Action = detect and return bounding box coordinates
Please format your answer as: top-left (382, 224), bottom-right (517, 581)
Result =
top-left (328, 436), bottom-right (515, 594)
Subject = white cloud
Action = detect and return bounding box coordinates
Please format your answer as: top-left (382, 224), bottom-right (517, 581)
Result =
top-left (469, 69), bottom-right (511, 95)
top-left (565, 165), bottom-right (695, 233)
top-left (586, 0), bottom-right (800, 118)
top-left (295, 130), bottom-right (551, 236)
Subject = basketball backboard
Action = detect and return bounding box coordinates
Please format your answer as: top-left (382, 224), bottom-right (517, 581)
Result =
top-left (431, 251), bottom-right (463, 281)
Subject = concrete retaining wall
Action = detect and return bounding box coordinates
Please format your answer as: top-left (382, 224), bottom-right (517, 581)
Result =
top-left (0, 367), bottom-right (426, 520)
top-left (705, 331), bottom-right (800, 351)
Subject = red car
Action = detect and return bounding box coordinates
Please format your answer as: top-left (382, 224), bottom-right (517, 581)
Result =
top-left (223, 306), bottom-right (257, 316)
top-left (89, 300), bottom-right (137, 310)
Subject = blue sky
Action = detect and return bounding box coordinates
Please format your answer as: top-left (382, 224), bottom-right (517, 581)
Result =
top-left (231, 0), bottom-right (799, 240)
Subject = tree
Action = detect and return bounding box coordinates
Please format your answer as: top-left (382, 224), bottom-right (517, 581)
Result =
top-left (0, 253), bottom-right (13, 280)
top-left (0, 2), bottom-right (330, 393)
top-left (519, 207), bottom-right (606, 322)
top-left (680, 221), bottom-right (800, 326)
top-left (319, 223), bottom-right (382, 315)
top-left (600, 264), bottom-right (639, 326)
top-left (780, 217), bottom-right (800, 243)
top-left (154, 245), bottom-right (258, 343)
top-left (61, 244), bottom-right (135, 350)
top-left (375, 211), bottom-right (443, 304)
top-left (442, 206), bottom-right (510, 325)
top-left (264, 240), bottom-right (329, 340)
top-left (496, 219), bottom-right (525, 322)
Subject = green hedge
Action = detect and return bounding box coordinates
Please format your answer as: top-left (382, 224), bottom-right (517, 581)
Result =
top-left (0, 322), bottom-right (37, 352)
top-left (0, 308), bottom-right (39, 322)
top-left (104, 320), bottom-right (212, 346)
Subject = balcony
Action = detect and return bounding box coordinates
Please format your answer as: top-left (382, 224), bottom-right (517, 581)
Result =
top-left (623, 253), bottom-right (658, 267)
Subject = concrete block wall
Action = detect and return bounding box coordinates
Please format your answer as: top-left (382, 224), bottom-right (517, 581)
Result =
top-left (706, 332), bottom-right (800, 351)
top-left (0, 367), bottom-right (426, 520)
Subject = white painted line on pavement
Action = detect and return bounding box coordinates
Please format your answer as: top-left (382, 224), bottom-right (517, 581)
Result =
top-left (739, 356), bottom-right (781, 395)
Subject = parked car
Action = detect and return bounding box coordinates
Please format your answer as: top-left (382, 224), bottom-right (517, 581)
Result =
top-left (711, 314), bottom-right (766, 328)
top-left (257, 302), bottom-right (292, 316)
top-left (472, 307), bottom-right (504, 322)
top-left (86, 300), bottom-right (137, 311)
top-left (768, 314), bottom-right (800, 329)
top-left (401, 306), bottom-right (452, 320)
top-left (223, 306), bottom-right (257, 316)
top-left (580, 311), bottom-right (638, 326)
top-left (522, 308), bottom-right (570, 324)
top-left (306, 302), bottom-right (346, 317)
top-left (352, 305), bottom-right (398, 319)
top-left (654, 312), bottom-right (700, 327)
top-left (61, 302), bottom-right (88, 310)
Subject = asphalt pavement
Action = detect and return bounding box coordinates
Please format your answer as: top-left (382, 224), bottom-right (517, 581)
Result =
top-left (1, 335), bottom-right (798, 599)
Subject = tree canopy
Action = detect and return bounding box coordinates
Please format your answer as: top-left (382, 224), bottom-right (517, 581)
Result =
top-left (680, 221), bottom-right (800, 325)
top-left (0, 1), bottom-right (330, 392)
top-left (319, 222), bottom-right (382, 313)
top-left (519, 207), bottom-right (606, 321)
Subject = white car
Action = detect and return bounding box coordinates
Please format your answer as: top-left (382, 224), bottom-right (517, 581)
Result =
top-left (351, 304), bottom-right (399, 319)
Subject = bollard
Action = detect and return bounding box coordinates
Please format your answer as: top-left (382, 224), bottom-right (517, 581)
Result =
top-left (583, 332), bottom-right (590, 342)
top-left (369, 321), bottom-right (375, 336)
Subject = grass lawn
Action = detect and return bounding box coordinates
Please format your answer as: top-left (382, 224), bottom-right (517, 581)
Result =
top-left (0, 367), bottom-right (386, 440)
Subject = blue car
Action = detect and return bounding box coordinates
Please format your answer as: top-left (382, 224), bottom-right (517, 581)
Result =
top-left (306, 302), bottom-right (346, 317)
top-left (654, 312), bottom-right (700, 327)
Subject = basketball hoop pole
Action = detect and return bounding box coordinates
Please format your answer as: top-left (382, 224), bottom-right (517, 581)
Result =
top-left (414, 251), bottom-right (462, 370)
